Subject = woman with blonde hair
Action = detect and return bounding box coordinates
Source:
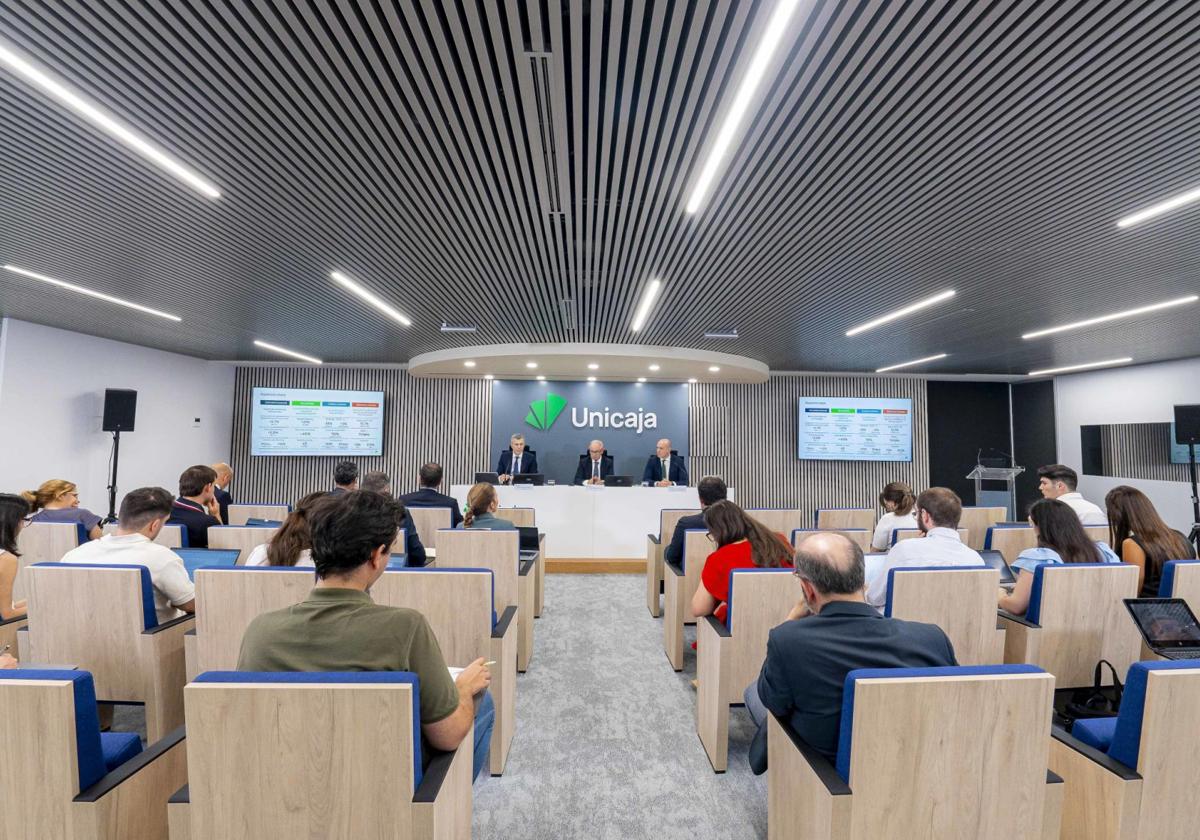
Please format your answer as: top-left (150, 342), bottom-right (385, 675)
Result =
top-left (23, 479), bottom-right (102, 541)
top-left (460, 482), bottom-right (516, 530)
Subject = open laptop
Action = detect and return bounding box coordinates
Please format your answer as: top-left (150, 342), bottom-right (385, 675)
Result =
top-left (603, 475), bottom-right (632, 487)
top-left (517, 526), bottom-right (540, 558)
top-left (977, 549), bottom-right (1017, 588)
top-left (475, 472), bottom-right (500, 485)
top-left (1124, 598), bottom-right (1200, 660)
top-left (512, 473), bottom-right (545, 486)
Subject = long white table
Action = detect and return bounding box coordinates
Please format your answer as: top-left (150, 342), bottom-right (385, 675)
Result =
top-left (450, 485), bottom-right (736, 560)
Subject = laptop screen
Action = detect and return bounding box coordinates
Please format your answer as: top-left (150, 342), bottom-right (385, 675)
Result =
top-left (1125, 598), bottom-right (1200, 648)
top-left (517, 526), bottom-right (539, 552)
top-left (977, 549), bottom-right (1016, 586)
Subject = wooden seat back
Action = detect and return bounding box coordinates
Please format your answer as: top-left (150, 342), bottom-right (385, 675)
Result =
top-left (792, 528), bottom-right (871, 554)
top-left (434, 529), bottom-right (520, 613)
top-left (494, 507), bottom-right (535, 527)
top-left (12, 521), bottom-right (78, 600)
top-left (887, 567), bottom-right (1004, 664)
top-left (958, 506), bottom-right (1008, 550)
top-left (406, 507), bottom-right (451, 549)
top-left (206, 525), bottom-right (279, 565)
top-left (225, 504), bottom-right (290, 525)
top-left (815, 508), bottom-right (876, 532)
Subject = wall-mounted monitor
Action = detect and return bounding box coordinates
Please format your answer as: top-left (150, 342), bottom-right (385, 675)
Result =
top-left (1170, 423), bottom-right (1193, 465)
top-left (798, 397), bottom-right (913, 462)
top-left (251, 387), bottom-right (384, 456)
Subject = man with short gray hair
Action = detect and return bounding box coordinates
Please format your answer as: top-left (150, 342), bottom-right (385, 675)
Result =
top-left (497, 433), bottom-right (538, 484)
top-left (573, 439), bottom-right (613, 485)
top-left (744, 533), bottom-right (956, 774)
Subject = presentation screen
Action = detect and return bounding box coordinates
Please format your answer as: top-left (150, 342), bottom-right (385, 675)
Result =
top-left (798, 397), bottom-right (913, 462)
top-left (251, 387), bottom-right (384, 456)
top-left (1170, 423), bottom-right (1193, 465)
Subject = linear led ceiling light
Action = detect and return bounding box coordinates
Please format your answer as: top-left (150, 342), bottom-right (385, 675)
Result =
top-left (845, 289), bottom-right (956, 337)
top-left (685, 0), bottom-right (806, 214)
top-left (1028, 357), bottom-right (1133, 377)
top-left (331, 270), bottom-right (411, 327)
top-left (1021, 295), bottom-right (1198, 339)
top-left (3, 264), bottom-right (181, 321)
top-left (875, 353), bottom-right (948, 373)
top-left (704, 328), bottom-right (739, 339)
top-left (0, 40), bottom-right (220, 198)
top-left (630, 279), bottom-right (662, 332)
top-left (1117, 184), bottom-right (1200, 228)
top-left (253, 339), bottom-right (321, 365)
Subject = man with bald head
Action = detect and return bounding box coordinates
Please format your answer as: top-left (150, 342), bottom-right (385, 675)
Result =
top-left (210, 462), bottom-right (234, 524)
top-left (744, 532), bottom-right (956, 773)
top-left (642, 438), bottom-right (689, 487)
top-left (573, 439), bottom-right (614, 485)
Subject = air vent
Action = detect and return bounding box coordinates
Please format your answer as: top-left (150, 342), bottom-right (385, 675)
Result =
top-left (530, 55), bottom-right (563, 215)
top-left (560, 298), bottom-right (577, 331)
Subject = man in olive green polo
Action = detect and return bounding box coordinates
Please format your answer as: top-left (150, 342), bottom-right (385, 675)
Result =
top-left (237, 489), bottom-right (494, 780)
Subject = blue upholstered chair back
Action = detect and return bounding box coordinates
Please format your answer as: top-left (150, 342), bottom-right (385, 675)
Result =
top-left (171, 548), bottom-right (241, 580)
top-left (1026, 562), bottom-right (1124, 625)
top-left (34, 562), bottom-right (158, 629)
top-left (193, 671), bottom-right (423, 785)
top-left (1159, 559), bottom-right (1200, 597)
top-left (834, 664), bottom-right (1044, 782)
top-left (725, 568), bottom-right (793, 628)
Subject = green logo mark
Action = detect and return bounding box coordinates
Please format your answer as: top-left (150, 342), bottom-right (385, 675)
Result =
top-left (525, 392), bottom-right (567, 430)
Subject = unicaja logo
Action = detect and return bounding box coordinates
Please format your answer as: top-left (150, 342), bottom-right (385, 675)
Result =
top-left (525, 392), bottom-right (567, 430)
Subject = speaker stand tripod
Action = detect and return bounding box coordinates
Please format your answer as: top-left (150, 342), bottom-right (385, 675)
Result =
top-left (103, 430), bottom-right (121, 525)
top-left (1187, 441), bottom-right (1200, 556)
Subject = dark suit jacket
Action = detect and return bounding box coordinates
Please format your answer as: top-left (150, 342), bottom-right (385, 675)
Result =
top-left (573, 455), bottom-right (614, 485)
top-left (752, 601), bottom-right (956, 771)
top-left (168, 499), bottom-right (220, 549)
top-left (642, 454), bottom-right (689, 486)
top-left (664, 512), bottom-right (706, 564)
top-left (497, 449), bottom-right (539, 478)
top-left (397, 487), bottom-right (463, 528)
top-left (400, 511), bottom-right (427, 566)
top-left (214, 487), bottom-right (232, 525)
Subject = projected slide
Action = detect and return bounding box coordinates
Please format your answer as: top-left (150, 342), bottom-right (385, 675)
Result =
top-left (798, 397), bottom-right (913, 462)
top-left (251, 387), bottom-right (384, 456)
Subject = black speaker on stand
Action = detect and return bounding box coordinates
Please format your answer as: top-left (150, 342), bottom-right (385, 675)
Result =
top-left (102, 389), bottom-right (137, 524)
top-left (1175, 404), bottom-right (1200, 555)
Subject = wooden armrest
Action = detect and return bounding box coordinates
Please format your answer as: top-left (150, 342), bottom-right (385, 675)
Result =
top-left (413, 735), bottom-right (472, 836)
top-left (492, 605), bottom-right (517, 638)
top-left (648, 534), bottom-right (661, 544)
top-left (997, 610), bottom-right (1040, 628)
top-left (75, 725), bottom-right (187, 801)
top-left (775, 714), bottom-right (852, 795)
top-left (1047, 769), bottom-right (1063, 784)
top-left (0, 612), bottom-right (28, 627)
top-left (1050, 725), bottom-right (1141, 780)
top-left (665, 560), bottom-right (684, 577)
top-left (414, 749), bottom-right (458, 802)
top-left (702, 615), bottom-right (731, 639)
top-left (519, 558), bottom-right (535, 575)
top-left (143, 614), bottom-right (196, 635)
top-left (168, 784), bottom-right (189, 804)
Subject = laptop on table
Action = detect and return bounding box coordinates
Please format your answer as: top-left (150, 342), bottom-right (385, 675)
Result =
top-left (1125, 598), bottom-right (1200, 660)
top-left (475, 472), bottom-right (500, 485)
top-left (977, 549), bottom-right (1018, 589)
top-left (512, 473), bottom-right (545, 486)
top-left (517, 526), bottom-right (540, 559)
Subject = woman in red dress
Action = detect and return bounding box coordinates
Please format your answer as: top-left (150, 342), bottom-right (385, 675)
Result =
top-left (690, 500), bottom-right (793, 624)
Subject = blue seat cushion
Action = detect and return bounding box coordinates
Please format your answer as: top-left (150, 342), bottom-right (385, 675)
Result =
top-left (1109, 660), bottom-right (1200, 769)
top-left (1071, 716), bottom-right (1117, 753)
top-left (0, 669), bottom-right (106, 792)
top-left (99, 731), bottom-right (143, 771)
top-left (195, 671), bottom-right (423, 787)
top-left (36, 563), bottom-right (158, 630)
top-left (1027, 563), bottom-right (1120, 625)
top-left (835, 664), bottom-right (1044, 782)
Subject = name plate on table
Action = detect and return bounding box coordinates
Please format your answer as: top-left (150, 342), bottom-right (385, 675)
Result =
top-left (511, 484), bottom-right (534, 491)
top-left (667, 485), bottom-right (689, 492)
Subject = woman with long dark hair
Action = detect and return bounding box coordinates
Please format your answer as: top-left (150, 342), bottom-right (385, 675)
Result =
top-left (1105, 485), bottom-right (1196, 597)
top-left (998, 498), bottom-right (1119, 615)
top-left (245, 492), bottom-right (331, 567)
top-left (0, 493), bottom-right (31, 621)
top-left (871, 481), bottom-right (917, 550)
top-left (691, 500), bottom-right (793, 623)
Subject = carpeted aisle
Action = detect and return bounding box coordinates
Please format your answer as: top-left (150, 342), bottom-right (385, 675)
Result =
top-left (474, 574), bottom-right (767, 839)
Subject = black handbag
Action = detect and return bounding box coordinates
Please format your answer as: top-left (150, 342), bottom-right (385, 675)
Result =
top-left (1060, 660), bottom-right (1123, 726)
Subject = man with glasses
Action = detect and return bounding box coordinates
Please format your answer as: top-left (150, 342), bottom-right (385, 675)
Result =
top-left (573, 440), bottom-right (613, 485)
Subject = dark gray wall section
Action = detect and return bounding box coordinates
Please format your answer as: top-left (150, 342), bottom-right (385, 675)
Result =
top-left (927, 381), bottom-right (1012, 505)
top-left (1011, 380), bottom-right (1057, 513)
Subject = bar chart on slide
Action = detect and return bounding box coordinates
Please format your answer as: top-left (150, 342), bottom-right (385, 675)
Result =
top-left (251, 387), bottom-right (385, 456)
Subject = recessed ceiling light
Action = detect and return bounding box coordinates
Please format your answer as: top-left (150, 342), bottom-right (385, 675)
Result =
top-left (587, 363), bottom-right (599, 370)
top-left (688, 378), bottom-right (698, 384)
top-left (253, 339), bottom-right (322, 365)
top-left (587, 376), bottom-right (596, 382)
top-left (1118, 185), bottom-right (1200, 228)
top-left (526, 361), bottom-right (538, 369)
top-left (331, 270), bottom-right (411, 327)
top-left (536, 375), bottom-right (545, 381)
top-left (637, 377), bottom-right (647, 383)
top-left (1021, 295), bottom-right (1199, 339)
top-left (684, 0), bottom-right (806, 214)
top-left (875, 353), bottom-right (949, 373)
top-left (630, 279), bottom-right (662, 332)
top-left (484, 374), bottom-right (495, 380)
top-left (0, 41), bottom-right (220, 198)
top-left (3, 264), bottom-right (181, 321)
top-left (845, 289), bottom-right (957, 337)
top-left (704, 328), bottom-right (739, 339)
top-left (648, 364), bottom-right (661, 371)
top-left (463, 360), bottom-right (476, 368)
top-left (440, 322), bottom-right (477, 333)
top-left (1028, 357), bottom-right (1133, 377)
top-left (708, 365), bottom-right (721, 372)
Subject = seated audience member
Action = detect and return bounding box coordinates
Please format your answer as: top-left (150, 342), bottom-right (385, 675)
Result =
top-left (866, 487), bottom-right (984, 611)
top-left (237, 490), bottom-right (494, 781)
top-left (361, 470), bottom-right (391, 495)
top-left (211, 462), bottom-right (234, 524)
top-left (1036, 464), bottom-right (1105, 525)
top-left (461, 483), bottom-right (516, 530)
top-left (664, 476), bottom-right (727, 564)
top-left (497, 433), bottom-right (538, 485)
top-left (398, 463), bottom-right (464, 528)
top-left (691, 500), bottom-right (792, 623)
top-left (642, 438), bottom-right (689, 487)
top-left (0, 494), bottom-right (30, 620)
top-left (22, 479), bottom-right (103, 540)
top-left (1105, 485), bottom-right (1197, 597)
top-left (63, 487), bottom-right (195, 622)
top-left (871, 481), bottom-right (918, 551)
top-left (168, 465), bottom-right (222, 548)
top-left (997, 498), bottom-right (1120, 615)
top-left (745, 533), bottom-right (956, 773)
top-left (329, 461), bottom-right (359, 495)
top-left (245, 492), bottom-right (331, 567)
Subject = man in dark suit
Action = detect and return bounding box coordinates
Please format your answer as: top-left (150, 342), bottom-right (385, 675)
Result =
top-left (745, 532), bottom-right (956, 774)
top-left (642, 438), bottom-right (689, 487)
top-left (168, 465), bottom-right (222, 548)
top-left (398, 463), bottom-right (463, 528)
top-left (496, 434), bottom-right (539, 485)
top-left (211, 462), bottom-right (234, 524)
top-left (663, 476), bottom-right (726, 564)
top-left (573, 439), bottom-right (613, 485)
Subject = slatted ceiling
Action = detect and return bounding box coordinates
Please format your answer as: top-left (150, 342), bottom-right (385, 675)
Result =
top-left (3, 3), bottom-right (1200, 372)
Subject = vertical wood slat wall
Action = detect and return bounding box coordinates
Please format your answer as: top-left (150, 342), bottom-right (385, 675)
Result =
top-left (1099, 422), bottom-right (1192, 483)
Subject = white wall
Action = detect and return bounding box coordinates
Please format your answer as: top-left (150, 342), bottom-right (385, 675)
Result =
top-left (0, 318), bottom-right (235, 515)
top-left (1055, 356), bottom-right (1200, 532)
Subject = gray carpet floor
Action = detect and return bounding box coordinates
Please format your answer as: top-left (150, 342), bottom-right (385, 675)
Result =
top-left (474, 574), bottom-right (767, 839)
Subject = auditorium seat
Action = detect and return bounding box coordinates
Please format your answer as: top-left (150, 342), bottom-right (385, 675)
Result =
top-left (695, 568), bottom-right (802, 771)
top-left (171, 671), bottom-right (470, 839)
top-left (407, 506), bottom-right (451, 550)
top-left (12, 520), bottom-right (78, 600)
top-left (792, 528), bottom-right (872, 554)
top-left (814, 507), bottom-right (876, 532)
top-left (890, 526), bottom-right (969, 545)
top-left (224, 503), bottom-right (290, 525)
top-left (884, 567), bottom-right (1004, 665)
top-left (22, 563), bottom-right (193, 741)
top-left (662, 529), bottom-right (710, 671)
top-left (985, 524), bottom-right (1039, 563)
top-left (1082, 524), bottom-right (1111, 543)
top-left (646, 507), bottom-right (701, 617)
top-left (767, 665), bottom-right (1061, 840)
top-left (206, 524), bottom-right (279, 565)
top-left (1159, 559), bottom-right (1200, 611)
top-left (1049, 661), bottom-right (1200, 840)
top-left (0, 668), bottom-right (187, 840)
top-left (1000, 563), bottom-right (1140, 689)
top-left (957, 505), bottom-right (1008, 550)
top-left (102, 522), bottom-right (187, 547)
top-left (493, 506), bottom-right (535, 527)
top-left (744, 508), bottom-right (807, 534)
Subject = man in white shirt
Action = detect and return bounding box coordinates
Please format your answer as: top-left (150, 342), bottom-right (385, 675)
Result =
top-left (866, 487), bottom-right (984, 611)
top-left (62, 486), bottom-right (195, 623)
top-left (1036, 464), bottom-right (1106, 525)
